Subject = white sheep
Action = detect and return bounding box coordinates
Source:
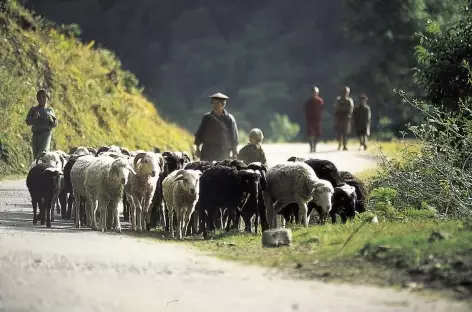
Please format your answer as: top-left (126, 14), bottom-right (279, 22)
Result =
top-left (263, 161), bottom-right (331, 228)
top-left (125, 151), bottom-right (163, 232)
top-left (162, 169), bottom-right (202, 239)
top-left (84, 156), bottom-right (136, 232)
top-left (70, 155), bottom-right (98, 228)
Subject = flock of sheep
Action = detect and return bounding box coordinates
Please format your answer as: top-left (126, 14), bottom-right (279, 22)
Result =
top-left (25, 145), bottom-right (367, 239)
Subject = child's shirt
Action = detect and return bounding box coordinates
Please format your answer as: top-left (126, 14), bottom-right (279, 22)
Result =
top-left (238, 143), bottom-right (267, 167)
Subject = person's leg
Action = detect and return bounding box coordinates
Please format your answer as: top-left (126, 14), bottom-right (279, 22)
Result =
top-left (342, 130), bottom-right (348, 150)
top-left (37, 132), bottom-right (52, 155)
top-left (336, 132), bottom-right (342, 150)
top-left (363, 134), bottom-right (368, 150)
top-left (358, 133), bottom-right (363, 150)
top-left (31, 133), bottom-right (39, 159)
top-left (312, 136), bottom-right (318, 152)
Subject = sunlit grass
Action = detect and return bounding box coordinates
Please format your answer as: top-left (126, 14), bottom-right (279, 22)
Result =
top-left (0, 4), bottom-right (193, 177)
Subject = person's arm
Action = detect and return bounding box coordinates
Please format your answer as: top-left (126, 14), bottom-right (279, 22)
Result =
top-left (25, 107), bottom-right (35, 126)
top-left (348, 98), bottom-right (355, 115)
top-left (194, 115), bottom-right (207, 151)
top-left (48, 108), bottom-right (58, 128)
top-left (260, 148), bottom-right (267, 167)
top-left (230, 115), bottom-right (239, 157)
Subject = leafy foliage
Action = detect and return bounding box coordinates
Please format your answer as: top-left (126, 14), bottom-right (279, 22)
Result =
top-left (268, 113), bottom-right (300, 143)
top-left (24, 0), bottom-right (461, 141)
top-left (0, 1), bottom-right (193, 177)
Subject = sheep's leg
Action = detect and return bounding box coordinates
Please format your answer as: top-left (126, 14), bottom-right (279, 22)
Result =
top-left (59, 190), bottom-right (67, 219)
top-left (122, 193), bottom-right (130, 222)
top-left (73, 192), bottom-right (81, 228)
top-left (32, 198), bottom-right (38, 225)
top-left (272, 201), bottom-right (288, 229)
top-left (176, 210), bottom-right (183, 240)
top-left (50, 196), bottom-right (56, 222)
top-left (329, 210), bottom-right (337, 224)
top-left (128, 196), bottom-right (137, 231)
top-left (133, 195), bottom-right (143, 233)
top-left (91, 198), bottom-right (99, 231)
top-left (113, 201), bottom-right (121, 233)
top-left (295, 198), bottom-right (309, 227)
top-left (40, 198), bottom-right (46, 225)
top-left (106, 202), bottom-right (114, 230)
top-left (183, 208), bottom-right (193, 239)
top-left (45, 198), bottom-right (52, 228)
top-left (143, 196), bottom-right (152, 232)
top-left (263, 195), bottom-right (274, 229)
top-left (98, 200), bottom-right (107, 232)
top-left (169, 208), bottom-right (175, 238)
top-left (66, 194), bottom-right (74, 220)
top-left (55, 197), bottom-right (60, 215)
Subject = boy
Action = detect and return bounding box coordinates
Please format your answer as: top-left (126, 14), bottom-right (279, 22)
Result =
top-left (353, 93), bottom-right (371, 150)
top-left (237, 128), bottom-right (267, 167)
top-left (25, 89), bottom-right (58, 159)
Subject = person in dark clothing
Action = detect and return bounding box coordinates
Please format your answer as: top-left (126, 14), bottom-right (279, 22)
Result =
top-left (194, 92), bottom-right (239, 161)
top-left (353, 93), bottom-right (372, 150)
top-left (238, 128), bottom-right (267, 167)
top-left (304, 86), bottom-right (324, 153)
top-left (334, 86), bottom-right (354, 151)
top-left (25, 89), bottom-right (58, 159)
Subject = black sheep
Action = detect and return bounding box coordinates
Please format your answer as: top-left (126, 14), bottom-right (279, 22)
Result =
top-left (199, 165), bottom-right (261, 238)
top-left (330, 184), bottom-right (357, 223)
top-left (26, 163), bottom-right (63, 228)
top-left (339, 170), bottom-right (367, 213)
top-left (241, 162), bottom-right (269, 233)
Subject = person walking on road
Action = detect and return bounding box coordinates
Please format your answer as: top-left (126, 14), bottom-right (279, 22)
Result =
top-left (304, 86), bottom-right (324, 153)
top-left (194, 92), bottom-right (239, 161)
top-left (353, 93), bottom-right (372, 151)
top-left (25, 89), bottom-right (58, 159)
top-left (334, 86), bottom-right (354, 151)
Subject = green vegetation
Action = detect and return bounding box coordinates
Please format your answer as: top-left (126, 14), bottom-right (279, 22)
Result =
top-left (0, 1), bottom-right (193, 177)
top-left (175, 2), bottom-right (472, 298)
top-left (25, 0), bottom-right (464, 141)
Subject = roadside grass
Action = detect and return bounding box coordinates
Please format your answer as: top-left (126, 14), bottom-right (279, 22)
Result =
top-left (183, 217), bottom-right (472, 300)
top-left (0, 2), bottom-right (193, 178)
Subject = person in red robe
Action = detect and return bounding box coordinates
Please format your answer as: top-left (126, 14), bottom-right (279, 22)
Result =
top-left (304, 86), bottom-right (324, 152)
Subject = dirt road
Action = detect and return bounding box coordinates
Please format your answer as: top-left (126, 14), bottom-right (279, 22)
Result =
top-left (0, 143), bottom-right (469, 312)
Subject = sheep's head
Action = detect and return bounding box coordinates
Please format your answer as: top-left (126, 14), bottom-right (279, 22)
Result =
top-left (134, 152), bottom-right (161, 177)
top-left (110, 158), bottom-right (136, 184)
top-left (173, 169), bottom-right (202, 197)
top-left (236, 169), bottom-right (260, 195)
top-left (72, 146), bottom-right (90, 156)
top-left (287, 156), bottom-right (306, 162)
top-left (312, 179), bottom-right (334, 217)
top-left (163, 152), bottom-right (185, 174)
top-left (37, 151), bottom-right (62, 169)
top-left (247, 162), bottom-right (267, 189)
top-left (333, 184), bottom-right (357, 219)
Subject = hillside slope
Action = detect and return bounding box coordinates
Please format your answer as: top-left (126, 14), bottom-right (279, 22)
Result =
top-left (0, 1), bottom-right (193, 176)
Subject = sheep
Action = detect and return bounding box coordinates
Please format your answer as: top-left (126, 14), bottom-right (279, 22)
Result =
top-left (287, 156), bottom-right (306, 162)
top-left (69, 146), bottom-right (92, 156)
top-left (95, 145), bottom-right (131, 157)
top-left (278, 178), bottom-right (334, 226)
top-left (199, 165), bottom-right (262, 238)
top-left (59, 155), bottom-right (87, 221)
top-left (263, 162), bottom-right (332, 228)
top-left (215, 158), bottom-right (248, 170)
top-left (288, 157), bottom-right (344, 188)
top-left (148, 151), bottom-right (191, 230)
top-left (84, 156), bottom-right (136, 232)
top-left (30, 150), bottom-right (65, 169)
top-left (162, 169), bottom-right (202, 239)
top-left (340, 170), bottom-right (367, 213)
top-left (331, 183), bottom-right (357, 223)
top-left (70, 155), bottom-right (98, 228)
top-left (124, 151), bottom-right (163, 232)
top-left (241, 162), bottom-right (269, 233)
top-left (26, 163), bottom-right (63, 228)
top-left (184, 160), bottom-right (216, 172)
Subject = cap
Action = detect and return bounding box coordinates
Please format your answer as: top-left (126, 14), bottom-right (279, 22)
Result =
top-left (209, 92), bottom-right (229, 100)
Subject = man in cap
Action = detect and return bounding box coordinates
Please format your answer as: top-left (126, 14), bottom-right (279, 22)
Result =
top-left (194, 92), bottom-right (239, 161)
top-left (304, 85), bottom-right (324, 153)
top-left (333, 86), bottom-right (354, 151)
top-left (25, 89), bottom-right (58, 159)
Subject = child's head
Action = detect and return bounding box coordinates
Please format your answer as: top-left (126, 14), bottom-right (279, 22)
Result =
top-left (359, 93), bottom-right (368, 105)
top-left (249, 128), bottom-right (264, 145)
